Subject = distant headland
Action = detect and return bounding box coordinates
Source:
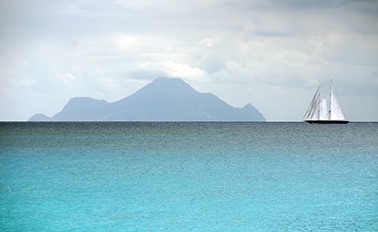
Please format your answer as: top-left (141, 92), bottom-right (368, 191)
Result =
top-left (29, 78), bottom-right (265, 121)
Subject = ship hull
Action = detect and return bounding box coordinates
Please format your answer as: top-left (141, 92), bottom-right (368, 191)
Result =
top-left (305, 120), bottom-right (349, 124)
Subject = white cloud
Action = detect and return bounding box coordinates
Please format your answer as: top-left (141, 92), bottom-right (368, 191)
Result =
top-left (130, 61), bottom-right (207, 81)
top-left (198, 38), bottom-right (215, 47)
top-left (0, 0), bottom-right (377, 121)
top-left (60, 73), bottom-right (77, 85)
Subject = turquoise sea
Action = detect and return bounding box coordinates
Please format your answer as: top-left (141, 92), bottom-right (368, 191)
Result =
top-left (1, 122), bottom-right (377, 231)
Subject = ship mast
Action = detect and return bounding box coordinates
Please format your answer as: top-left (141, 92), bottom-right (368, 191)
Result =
top-left (318, 87), bottom-right (321, 120)
top-left (329, 79), bottom-right (332, 120)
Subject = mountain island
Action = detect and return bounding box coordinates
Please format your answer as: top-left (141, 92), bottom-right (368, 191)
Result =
top-left (29, 78), bottom-right (265, 121)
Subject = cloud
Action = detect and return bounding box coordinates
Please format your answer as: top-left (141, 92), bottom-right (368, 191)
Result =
top-left (0, 0), bottom-right (377, 121)
top-left (129, 61), bottom-right (207, 82)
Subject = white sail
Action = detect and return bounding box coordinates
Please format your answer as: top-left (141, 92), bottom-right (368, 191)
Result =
top-left (304, 87), bottom-right (320, 120)
top-left (304, 80), bottom-right (348, 123)
top-left (311, 108), bottom-right (319, 120)
top-left (330, 86), bottom-right (345, 120)
top-left (319, 98), bottom-right (328, 120)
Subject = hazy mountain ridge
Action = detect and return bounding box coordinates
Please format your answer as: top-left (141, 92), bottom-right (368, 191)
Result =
top-left (29, 78), bottom-right (265, 121)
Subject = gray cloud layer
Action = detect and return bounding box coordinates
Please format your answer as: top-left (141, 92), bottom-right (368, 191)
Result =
top-left (1, 0), bottom-right (377, 120)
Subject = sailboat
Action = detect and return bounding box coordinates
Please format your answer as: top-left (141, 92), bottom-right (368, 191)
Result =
top-left (304, 80), bottom-right (349, 124)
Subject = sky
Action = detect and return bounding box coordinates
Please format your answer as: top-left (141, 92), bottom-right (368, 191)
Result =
top-left (1, 0), bottom-right (377, 121)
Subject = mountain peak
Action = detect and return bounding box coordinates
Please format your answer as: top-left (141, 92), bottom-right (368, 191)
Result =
top-left (29, 78), bottom-right (265, 121)
top-left (140, 77), bottom-right (197, 96)
top-left (52, 97), bottom-right (109, 121)
top-left (152, 77), bottom-right (187, 85)
top-left (29, 113), bottom-right (51, 121)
